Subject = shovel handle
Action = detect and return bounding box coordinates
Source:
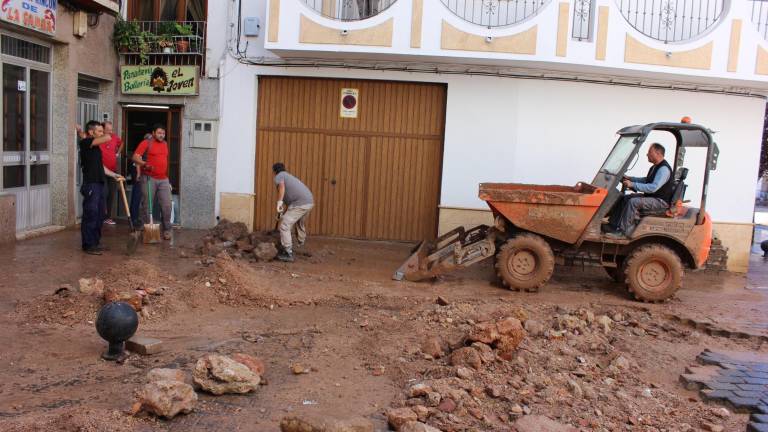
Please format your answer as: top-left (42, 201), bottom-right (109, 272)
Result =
top-left (117, 179), bottom-right (131, 220)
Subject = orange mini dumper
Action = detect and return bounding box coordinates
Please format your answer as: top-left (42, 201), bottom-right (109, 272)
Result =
top-left (394, 121), bottom-right (719, 302)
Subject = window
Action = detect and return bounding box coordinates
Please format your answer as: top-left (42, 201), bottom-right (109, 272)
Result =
top-left (128, 0), bottom-right (206, 21)
top-left (301, 0), bottom-right (399, 20)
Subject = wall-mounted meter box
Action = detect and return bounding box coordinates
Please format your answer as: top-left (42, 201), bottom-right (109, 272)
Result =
top-left (191, 120), bottom-right (218, 149)
top-left (244, 17), bottom-right (260, 37)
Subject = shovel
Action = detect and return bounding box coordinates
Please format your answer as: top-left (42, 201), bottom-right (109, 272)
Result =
top-left (117, 179), bottom-right (141, 255)
top-left (143, 178), bottom-right (162, 244)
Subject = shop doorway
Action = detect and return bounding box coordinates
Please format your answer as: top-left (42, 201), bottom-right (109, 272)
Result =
top-left (120, 106), bottom-right (182, 223)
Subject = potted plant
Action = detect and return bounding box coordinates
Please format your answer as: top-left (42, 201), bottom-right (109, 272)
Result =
top-left (156, 21), bottom-right (177, 53)
top-left (173, 23), bottom-right (194, 53)
top-left (112, 17), bottom-right (140, 53)
top-left (137, 31), bottom-right (153, 64)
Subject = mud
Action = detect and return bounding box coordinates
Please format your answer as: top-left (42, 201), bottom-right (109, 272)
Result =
top-left (0, 226), bottom-right (765, 430)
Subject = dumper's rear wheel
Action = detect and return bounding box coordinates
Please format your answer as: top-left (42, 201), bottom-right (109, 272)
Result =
top-left (496, 233), bottom-right (554, 292)
top-left (624, 244), bottom-right (683, 302)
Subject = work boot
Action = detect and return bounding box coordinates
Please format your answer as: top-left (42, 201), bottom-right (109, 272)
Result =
top-left (604, 231), bottom-right (627, 240)
top-left (83, 247), bottom-right (102, 256)
top-left (276, 251), bottom-right (295, 262)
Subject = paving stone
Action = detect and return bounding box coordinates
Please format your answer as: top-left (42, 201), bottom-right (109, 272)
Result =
top-left (747, 371), bottom-right (768, 380)
top-left (713, 376), bottom-right (748, 384)
top-left (749, 423), bottom-right (768, 432)
top-left (725, 396), bottom-right (762, 411)
top-left (734, 390), bottom-right (765, 399)
top-left (747, 378), bottom-right (768, 386)
top-left (702, 390), bottom-right (736, 401)
top-left (738, 384), bottom-right (768, 392)
top-left (755, 405), bottom-right (768, 414)
top-left (750, 413), bottom-right (768, 423)
top-left (704, 382), bottom-right (740, 391)
top-left (126, 337), bottom-right (163, 355)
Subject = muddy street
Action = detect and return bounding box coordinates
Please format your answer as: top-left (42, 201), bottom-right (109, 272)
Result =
top-left (0, 226), bottom-right (766, 431)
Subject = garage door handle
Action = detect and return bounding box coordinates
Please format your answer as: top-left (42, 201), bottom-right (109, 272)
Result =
top-left (330, 179), bottom-right (337, 186)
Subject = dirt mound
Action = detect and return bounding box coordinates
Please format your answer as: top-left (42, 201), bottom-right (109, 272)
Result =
top-left (186, 253), bottom-right (283, 308)
top-left (1, 408), bottom-right (140, 432)
top-left (197, 219), bottom-right (279, 261)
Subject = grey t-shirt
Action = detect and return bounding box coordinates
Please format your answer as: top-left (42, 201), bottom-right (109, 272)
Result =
top-left (275, 171), bottom-right (314, 207)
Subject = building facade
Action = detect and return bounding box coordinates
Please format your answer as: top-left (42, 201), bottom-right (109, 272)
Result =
top-left (0, 0), bottom-right (120, 234)
top-left (112, 0), bottom-right (220, 229)
top-left (210, 0), bottom-right (768, 272)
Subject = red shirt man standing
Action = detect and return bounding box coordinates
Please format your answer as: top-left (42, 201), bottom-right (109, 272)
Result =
top-left (132, 124), bottom-right (173, 240)
top-left (100, 121), bottom-right (123, 225)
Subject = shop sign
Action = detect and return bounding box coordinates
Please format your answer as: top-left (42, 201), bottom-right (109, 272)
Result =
top-left (340, 88), bottom-right (358, 118)
top-left (120, 65), bottom-right (199, 96)
top-left (1, 0), bottom-right (57, 36)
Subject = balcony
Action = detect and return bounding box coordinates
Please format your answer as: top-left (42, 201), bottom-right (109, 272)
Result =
top-left (261, 0), bottom-right (768, 92)
top-left (115, 21), bottom-right (206, 70)
top-left (66, 0), bottom-right (120, 15)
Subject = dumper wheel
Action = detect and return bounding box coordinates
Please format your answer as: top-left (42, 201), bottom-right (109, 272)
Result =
top-left (496, 233), bottom-right (555, 292)
top-left (624, 244), bottom-right (683, 302)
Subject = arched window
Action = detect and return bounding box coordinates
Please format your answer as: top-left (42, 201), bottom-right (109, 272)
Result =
top-left (301, 0), bottom-right (398, 20)
top-left (616, 0), bottom-right (728, 43)
top-left (440, 0), bottom-right (551, 28)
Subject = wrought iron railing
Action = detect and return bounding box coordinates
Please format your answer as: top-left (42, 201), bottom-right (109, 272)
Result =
top-left (440, 0), bottom-right (549, 28)
top-left (301, 0), bottom-right (398, 20)
top-left (750, 0), bottom-right (768, 41)
top-left (616, 0), bottom-right (726, 43)
top-left (118, 21), bottom-right (206, 68)
top-left (572, 0), bottom-right (595, 41)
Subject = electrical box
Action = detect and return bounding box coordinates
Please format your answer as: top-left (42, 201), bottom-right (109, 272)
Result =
top-left (243, 17), bottom-right (260, 37)
top-left (191, 120), bottom-right (217, 149)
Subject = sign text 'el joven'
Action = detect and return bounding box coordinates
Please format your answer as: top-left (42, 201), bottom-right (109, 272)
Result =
top-left (1, 0), bottom-right (57, 36)
top-left (120, 65), bottom-right (199, 96)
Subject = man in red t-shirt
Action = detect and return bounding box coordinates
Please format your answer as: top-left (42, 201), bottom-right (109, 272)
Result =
top-left (101, 121), bottom-right (123, 225)
top-left (132, 124), bottom-right (173, 240)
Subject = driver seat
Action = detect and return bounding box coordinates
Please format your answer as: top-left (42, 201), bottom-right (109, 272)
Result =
top-left (640, 167), bottom-right (689, 218)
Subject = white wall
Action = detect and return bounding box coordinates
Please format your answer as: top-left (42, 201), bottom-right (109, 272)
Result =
top-left (216, 57), bottom-right (765, 224)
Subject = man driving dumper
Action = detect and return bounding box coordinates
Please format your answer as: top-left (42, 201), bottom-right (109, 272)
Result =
top-left (604, 142), bottom-right (674, 239)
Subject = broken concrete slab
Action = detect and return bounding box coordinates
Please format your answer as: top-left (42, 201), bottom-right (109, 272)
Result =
top-left (126, 337), bottom-right (163, 355)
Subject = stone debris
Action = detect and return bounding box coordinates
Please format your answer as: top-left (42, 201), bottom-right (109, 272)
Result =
top-left (78, 278), bottom-right (104, 296)
top-left (232, 353), bottom-right (266, 376)
top-left (132, 379), bottom-right (197, 419)
top-left (513, 415), bottom-right (578, 432)
top-left (399, 421), bottom-right (442, 432)
top-left (193, 354), bottom-right (261, 395)
top-left (387, 408), bottom-right (418, 430)
top-left (146, 368), bottom-right (187, 384)
top-left (279, 415), bottom-right (374, 432)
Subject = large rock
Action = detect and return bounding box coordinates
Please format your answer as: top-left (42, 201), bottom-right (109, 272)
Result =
top-left (400, 421), bottom-right (442, 432)
top-left (193, 354), bottom-right (261, 395)
top-left (280, 415), bottom-right (374, 432)
top-left (450, 347), bottom-right (482, 370)
top-left (103, 288), bottom-right (143, 311)
top-left (147, 368), bottom-right (187, 384)
top-left (134, 379), bottom-right (197, 419)
top-left (387, 408), bottom-right (418, 430)
top-left (220, 221), bottom-right (249, 242)
top-left (232, 353), bottom-right (266, 376)
top-left (420, 337), bottom-right (445, 358)
top-left (78, 278), bottom-right (104, 296)
top-left (254, 242), bottom-right (279, 261)
top-left (513, 415), bottom-right (578, 432)
top-left (466, 317), bottom-right (525, 360)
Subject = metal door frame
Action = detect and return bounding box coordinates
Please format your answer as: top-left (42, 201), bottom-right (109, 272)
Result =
top-left (0, 33), bottom-right (53, 231)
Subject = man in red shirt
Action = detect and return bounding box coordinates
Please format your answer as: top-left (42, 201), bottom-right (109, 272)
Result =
top-left (100, 121), bottom-right (123, 225)
top-left (132, 124), bottom-right (173, 240)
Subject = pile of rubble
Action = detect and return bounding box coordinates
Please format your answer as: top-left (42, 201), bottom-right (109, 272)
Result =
top-left (385, 302), bottom-right (743, 431)
top-left (198, 220), bottom-right (278, 261)
top-left (132, 353), bottom-right (265, 419)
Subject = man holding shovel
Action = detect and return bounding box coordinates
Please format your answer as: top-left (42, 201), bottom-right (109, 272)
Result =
top-left (273, 162), bottom-right (314, 262)
top-left (77, 121), bottom-right (124, 255)
top-left (132, 124), bottom-right (173, 241)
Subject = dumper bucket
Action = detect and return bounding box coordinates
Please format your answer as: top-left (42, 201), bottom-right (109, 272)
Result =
top-left (393, 225), bottom-right (497, 281)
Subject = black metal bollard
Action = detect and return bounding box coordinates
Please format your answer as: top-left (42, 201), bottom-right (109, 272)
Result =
top-left (95, 301), bottom-right (139, 361)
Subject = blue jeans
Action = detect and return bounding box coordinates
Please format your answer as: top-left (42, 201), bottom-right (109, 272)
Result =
top-left (81, 182), bottom-right (104, 250)
top-left (129, 182), bottom-right (143, 228)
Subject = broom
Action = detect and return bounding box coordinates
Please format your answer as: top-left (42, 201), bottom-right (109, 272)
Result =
top-left (143, 178), bottom-right (161, 244)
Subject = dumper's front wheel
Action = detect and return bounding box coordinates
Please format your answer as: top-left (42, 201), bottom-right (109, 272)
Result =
top-left (624, 244), bottom-right (683, 302)
top-left (496, 233), bottom-right (555, 292)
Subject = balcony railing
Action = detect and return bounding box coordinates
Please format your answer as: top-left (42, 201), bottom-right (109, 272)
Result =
top-left (617, 0), bottom-right (726, 43)
top-left (751, 0), bottom-right (768, 42)
top-left (440, 0), bottom-right (550, 28)
top-left (301, 0), bottom-right (398, 20)
top-left (118, 21), bottom-right (206, 69)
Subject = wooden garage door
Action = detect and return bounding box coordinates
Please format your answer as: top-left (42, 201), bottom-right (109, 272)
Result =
top-left (254, 77), bottom-right (446, 241)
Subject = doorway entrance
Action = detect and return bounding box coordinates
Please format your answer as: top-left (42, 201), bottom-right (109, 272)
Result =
top-left (0, 36), bottom-right (52, 232)
top-left (120, 106), bottom-right (182, 223)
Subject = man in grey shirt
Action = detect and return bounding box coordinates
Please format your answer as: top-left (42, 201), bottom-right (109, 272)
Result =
top-left (605, 143), bottom-right (673, 239)
top-left (273, 162), bottom-right (314, 262)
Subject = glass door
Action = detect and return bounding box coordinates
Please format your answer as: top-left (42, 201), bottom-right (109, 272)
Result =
top-left (0, 63), bottom-right (51, 231)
